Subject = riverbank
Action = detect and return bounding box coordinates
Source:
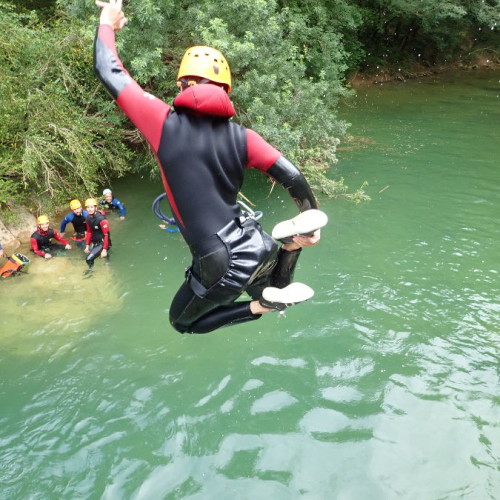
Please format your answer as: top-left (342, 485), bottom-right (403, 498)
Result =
top-left (2, 63), bottom-right (498, 254)
top-left (347, 54), bottom-right (499, 87)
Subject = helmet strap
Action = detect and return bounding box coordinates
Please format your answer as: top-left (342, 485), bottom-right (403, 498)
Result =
top-left (177, 77), bottom-right (227, 92)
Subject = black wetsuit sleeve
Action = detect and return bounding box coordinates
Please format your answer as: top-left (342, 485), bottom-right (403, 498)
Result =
top-left (93, 24), bottom-right (170, 153)
top-left (267, 156), bottom-right (319, 212)
top-left (93, 26), bottom-right (132, 99)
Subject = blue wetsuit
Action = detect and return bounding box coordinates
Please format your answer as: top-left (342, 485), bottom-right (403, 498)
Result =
top-left (100, 198), bottom-right (126, 217)
top-left (60, 210), bottom-right (89, 234)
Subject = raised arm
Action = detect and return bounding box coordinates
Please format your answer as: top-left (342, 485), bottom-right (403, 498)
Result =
top-left (94, 0), bottom-right (170, 153)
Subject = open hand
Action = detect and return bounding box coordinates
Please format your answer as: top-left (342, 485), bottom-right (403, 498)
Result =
top-left (96, 0), bottom-right (128, 31)
top-left (282, 230), bottom-right (321, 251)
top-left (293, 229), bottom-right (321, 247)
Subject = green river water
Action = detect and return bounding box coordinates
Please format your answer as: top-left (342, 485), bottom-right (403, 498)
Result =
top-left (1, 70), bottom-right (499, 499)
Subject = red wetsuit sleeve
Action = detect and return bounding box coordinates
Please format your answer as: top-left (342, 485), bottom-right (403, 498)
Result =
top-left (246, 129), bottom-right (318, 211)
top-left (85, 222), bottom-right (92, 246)
top-left (53, 232), bottom-right (69, 246)
top-left (245, 129), bottom-right (281, 171)
top-left (94, 25), bottom-right (170, 153)
top-left (100, 219), bottom-right (110, 250)
top-left (30, 237), bottom-right (45, 257)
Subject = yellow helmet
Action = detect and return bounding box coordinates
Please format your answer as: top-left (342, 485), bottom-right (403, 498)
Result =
top-left (37, 215), bottom-right (49, 225)
top-left (177, 46), bottom-right (231, 92)
top-left (70, 199), bottom-right (82, 210)
top-left (85, 198), bottom-right (98, 207)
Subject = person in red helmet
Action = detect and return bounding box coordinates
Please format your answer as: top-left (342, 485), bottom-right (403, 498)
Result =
top-left (31, 215), bottom-right (72, 259)
top-left (94, 0), bottom-right (328, 333)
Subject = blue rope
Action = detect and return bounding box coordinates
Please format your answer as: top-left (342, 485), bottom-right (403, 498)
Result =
top-left (152, 193), bottom-right (176, 225)
top-left (152, 193), bottom-right (180, 233)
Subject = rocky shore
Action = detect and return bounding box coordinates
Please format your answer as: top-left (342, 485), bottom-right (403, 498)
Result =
top-left (0, 209), bottom-right (37, 254)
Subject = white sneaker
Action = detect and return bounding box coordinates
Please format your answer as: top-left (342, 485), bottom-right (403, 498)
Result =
top-left (259, 282), bottom-right (314, 311)
top-left (272, 209), bottom-right (328, 243)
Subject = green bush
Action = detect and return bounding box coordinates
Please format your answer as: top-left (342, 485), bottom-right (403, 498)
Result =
top-left (0, 3), bottom-right (132, 218)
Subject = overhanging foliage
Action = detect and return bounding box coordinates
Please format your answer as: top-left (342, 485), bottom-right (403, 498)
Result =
top-left (1, 0), bottom-right (498, 216)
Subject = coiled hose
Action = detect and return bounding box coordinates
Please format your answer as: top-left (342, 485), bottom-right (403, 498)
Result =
top-left (152, 193), bottom-right (179, 232)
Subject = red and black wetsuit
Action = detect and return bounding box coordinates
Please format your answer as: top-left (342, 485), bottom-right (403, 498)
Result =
top-left (94, 25), bottom-right (319, 333)
top-left (85, 210), bottom-right (111, 268)
top-left (30, 228), bottom-right (69, 257)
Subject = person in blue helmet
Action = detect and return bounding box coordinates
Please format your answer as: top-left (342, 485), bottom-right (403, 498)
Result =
top-left (100, 188), bottom-right (126, 219)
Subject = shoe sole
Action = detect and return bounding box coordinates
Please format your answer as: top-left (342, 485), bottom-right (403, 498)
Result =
top-left (272, 209), bottom-right (328, 242)
top-left (261, 282), bottom-right (314, 307)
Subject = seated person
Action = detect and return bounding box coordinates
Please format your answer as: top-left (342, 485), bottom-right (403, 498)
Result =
top-left (60, 199), bottom-right (89, 241)
top-left (100, 188), bottom-right (126, 219)
top-left (31, 215), bottom-right (71, 259)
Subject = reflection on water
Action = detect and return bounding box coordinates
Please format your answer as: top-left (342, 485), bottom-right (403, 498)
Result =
top-left (1, 71), bottom-right (499, 499)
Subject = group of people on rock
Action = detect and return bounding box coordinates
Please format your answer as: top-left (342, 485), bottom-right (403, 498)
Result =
top-left (30, 189), bottom-right (125, 271)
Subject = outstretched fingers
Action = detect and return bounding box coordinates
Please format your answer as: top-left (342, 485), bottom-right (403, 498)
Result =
top-left (96, 0), bottom-right (122, 10)
top-left (96, 0), bottom-right (128, 30)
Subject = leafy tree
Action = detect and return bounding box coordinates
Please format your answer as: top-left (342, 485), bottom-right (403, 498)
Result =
top-left (0, 2), bottom-right (133, 217)
top-left (59, 0), bottom-right (363, 198)
top-left (352, 0), bottom-right (499, 69)
top-left (4, 0), bottom-right (496, 218)
top-left (183, 0), bottom-right (350, 190)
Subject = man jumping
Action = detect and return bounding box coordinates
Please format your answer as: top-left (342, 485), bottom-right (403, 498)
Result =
top-left (94, 0), bottom-right (328, 333)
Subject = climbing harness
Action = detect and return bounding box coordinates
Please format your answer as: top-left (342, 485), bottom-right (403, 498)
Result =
top-left (152, 193), bottom-right (263, 233)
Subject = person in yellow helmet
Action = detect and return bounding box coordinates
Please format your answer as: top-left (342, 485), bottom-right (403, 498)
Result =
top-left (30, 215), bottom-right (72, 259)
top-left (94, 0), bottom-right (327, 333)
top-left (83, 198), bottom-right (111, 270)
top-left (176, 45), bottom-right (232, 92)
top-left (60, 199), bottom-right (89, 242)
